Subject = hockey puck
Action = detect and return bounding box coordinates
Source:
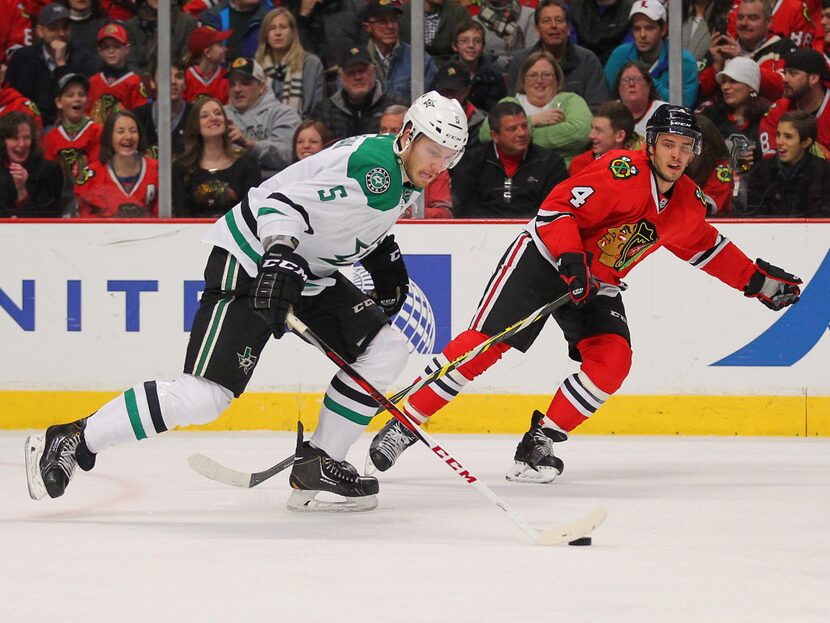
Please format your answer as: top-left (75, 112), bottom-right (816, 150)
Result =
top-left (568, 537), bottom-right (592, 546)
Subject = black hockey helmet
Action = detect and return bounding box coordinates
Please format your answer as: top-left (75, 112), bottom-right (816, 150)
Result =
top-left (645, 104), bottom-right (702, 154)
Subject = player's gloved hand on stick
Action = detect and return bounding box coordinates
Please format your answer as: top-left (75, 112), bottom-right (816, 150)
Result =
top-left (743, 258), bottom-right (802, 311)
top-left (558, 252), bottom-right (597, 306)
top-left (250, 245), bottom-right (309, 337)
top-left (360, 235), bottom-right (409, 317)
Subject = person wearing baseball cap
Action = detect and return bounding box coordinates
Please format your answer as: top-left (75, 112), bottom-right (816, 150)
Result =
top-left (758, 48), bottom-right (830, 158)
top-left (183, 27), bottom-right (231, 104)
top-left (310, 46), bottom-right (405, 142)
top-left (224, 57), bottom-right (301, 177)
top-left (604, 0), bottom-right (699, 106)
top-left (3, 3), bottom-right (98, 126)
top-left (86, 22), bottom-right (148, 125)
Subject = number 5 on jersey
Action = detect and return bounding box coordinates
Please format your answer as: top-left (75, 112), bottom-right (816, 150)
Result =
top-left (569, 186), bottom-right (594, 208)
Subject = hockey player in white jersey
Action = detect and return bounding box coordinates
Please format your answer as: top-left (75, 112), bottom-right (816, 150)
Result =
top-left (25, 91), bottom-right (468, 512)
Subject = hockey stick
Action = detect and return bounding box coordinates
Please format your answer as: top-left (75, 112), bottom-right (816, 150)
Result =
top-left (187, 293), bottom-right (572, 489)
top-left (284, 311), bottom-right (607, 546)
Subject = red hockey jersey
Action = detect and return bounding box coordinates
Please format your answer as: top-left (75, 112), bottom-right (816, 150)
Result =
top-left (77, 157), bottom-right (159, 218)
top-left (758, 90), bottom-right (830, 156)
top-left (0, 0), bottom-right (31, 63)
top-left (183, 66), bottom-right (229, 104)
top-left (528, 150), bottom-right (756, 291)
top-left (0, 86), bottom-right (42, 129)
top-left (43, 119), bottom-right (102, 185)
top-left (87, 71), bottom-right (149, 125)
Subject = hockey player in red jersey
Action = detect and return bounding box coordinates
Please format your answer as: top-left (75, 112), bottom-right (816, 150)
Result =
top-left (368, 105), bottom-right (803, 483)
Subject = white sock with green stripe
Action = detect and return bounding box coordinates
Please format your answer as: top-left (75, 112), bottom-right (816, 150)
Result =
top-left (311, 325), bottom-right (409, 462)
top-left (85, 374), bottom-right (232, 453)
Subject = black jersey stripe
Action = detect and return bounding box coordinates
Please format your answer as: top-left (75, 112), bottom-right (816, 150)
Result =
top-left (331, 375), bottom-right (377, 409)
top-left (563, 375), bottom-right (598, 414)
top-left (143, 380), bottom-right (167, 433)
top-left (240, 197), bottom-right (259, 238)
top-left (268, 192), bottom-right (314, 234)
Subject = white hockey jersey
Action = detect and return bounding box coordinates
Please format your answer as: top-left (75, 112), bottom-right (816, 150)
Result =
top-left (204, 134), bottom-right (422, 294)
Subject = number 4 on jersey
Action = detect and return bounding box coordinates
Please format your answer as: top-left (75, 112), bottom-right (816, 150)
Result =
top-left (569, 186), bottom-right (594, 208)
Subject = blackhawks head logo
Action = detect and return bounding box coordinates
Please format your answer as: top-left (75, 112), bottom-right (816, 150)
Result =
top-left (365, 167), bottom-right (391, 194)
top-left (597, 219), bottom-right (657, 271)
top-left (609, 155), bottom-right (639, 179)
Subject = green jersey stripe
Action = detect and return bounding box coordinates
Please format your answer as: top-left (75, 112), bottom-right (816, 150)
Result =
top-left (124, 388), bottom-right (148, 440)
top-left (322, 394), bottom-right (373, 426)
top-left (224, 209), bottom-right (262, 265)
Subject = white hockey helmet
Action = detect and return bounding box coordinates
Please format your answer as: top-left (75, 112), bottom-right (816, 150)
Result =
top-left (395, 91), bottom-right (468, 168)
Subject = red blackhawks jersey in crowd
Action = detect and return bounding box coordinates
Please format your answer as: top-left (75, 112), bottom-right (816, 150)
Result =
top-left (727, 0), bottom-right (816, 48)
top-left (0, 0), bottom-right (32, 63)
top-left (77, 158), bottom-right (159, 218)
top-left (87, 71), bottom-right (149, 125)
top-left (183, 66), bottom-right (229, 104)
top-left (43, 119), bottom-right (102, 185)
top-left (0, 86), bottom-right (42, 129)
top-left (527, 149), bottom-right (756, 291)
top-left (758, 90), bottom-right (830, 156)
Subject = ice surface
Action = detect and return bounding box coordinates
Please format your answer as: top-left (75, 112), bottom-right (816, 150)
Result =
top-left (2, 432), bottom-right (829, 622)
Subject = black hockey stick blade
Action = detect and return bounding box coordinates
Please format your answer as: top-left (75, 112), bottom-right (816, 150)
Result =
top-left (188, 453), bottom-right (294, 488)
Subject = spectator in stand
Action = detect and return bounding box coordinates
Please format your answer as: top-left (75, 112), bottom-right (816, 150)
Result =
top-left (759, 48), bottom-right (830, 156)
top-left (697, 56), bottom-right (769, 170)
top-left (183, 26), bottom-right (231, 104)
top-left (77, 109), bottom-right (158, 217)
top-left (0, 0), bottom-right (32, 63)
top-left (686, 113), bottom-right (735, 215)
top-left (124, 0), bottom-right (197, 76)
top-left (615, 61), bottom-right (669, 137)
top-left (451, 100), bottom-right (567, 218)
top-left (292, 119), bottom-right (329, 162)
top-left (569, 100), bottom-right (638, 176)
top-left (821, 0), bottom-right (830, 62)
top-left (202, 0), bottom-right (271, 61)
top-left (508, 0), bottom-right (609, 107)
top-left (132, 60), bottom-right (192, 159)
top-left (0, 63), bottom-right (43, 130)
top-left (172, 97), bottom-right (261, 217)
top-left (379, 103), bottom-right (408, 135)
top-left (224, 57), bottom-right (300, 177)
top-left (400, 0), bottom-right (470, 66)
top-left (486, 50), bottom-right (590, 164)
top-left (0, 111), bottom-right (68, 217)
top-left (87, 23), bottom-right (148, 125)
top-left (698, 0), bottom-right (796, 102)
top-left (449, 20), bottom-right (506, 112)
top-left (605, 0), bottom-right (700, 106)
top-left (363, 0), bottom-right (438, 102)
top-left (434, 60), bottom-right (487, 148)
top-left (43, 73), bottom-right (101, 188)
top-left (59, 0), bottom-right (107, 55)
top-left (724, 0), bottom-right (815, 49)
top-left (682, 0), bottom-right (733, 61)
top-left (474, 0), bottom-right (538, 69)
top-left (744, 110), bottom-right (830, 215)
top-left (569, 0), bottom-right (634, 65)
top-left (255, 8), bottom-right (324, 119)
top-left (310, 46), bottom-right (404, 142)
top-left (5, 3), bottom-right (98, 127)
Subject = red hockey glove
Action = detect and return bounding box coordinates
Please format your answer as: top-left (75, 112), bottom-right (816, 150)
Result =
top-left (743, 258), bottom-right (802, 311)
top-left (558, 252), bottom-right (597, 306)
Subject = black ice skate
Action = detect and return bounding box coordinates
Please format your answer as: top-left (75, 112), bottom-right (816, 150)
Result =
top-left (506, 410), bottom-right (566, 484)
top-left (25, 418), bottom-right (96, 500)
top-left (365, 417), bottom-right (418, 474)
top-left (287, 422), bottom-right (379, 512)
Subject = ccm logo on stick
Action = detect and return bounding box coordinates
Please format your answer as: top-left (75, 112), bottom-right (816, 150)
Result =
top-left (431, 445), bottom-right (477, 483)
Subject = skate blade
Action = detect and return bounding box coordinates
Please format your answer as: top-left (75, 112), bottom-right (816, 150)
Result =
top-left (286, 489), bottom-right (378, 513)
top-left (24, 434), bottom-right (48, 500)
top-left (505, 461), bottom-right (560, 484)
top-left (364, 452), bottom-right (378, 476)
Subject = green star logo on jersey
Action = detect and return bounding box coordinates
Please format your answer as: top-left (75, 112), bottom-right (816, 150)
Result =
top-left (237, 346), bottom-right (258, 375)
top-left (609, 156), bottom-right (638, 179)
top-left (365, 167), bottom-right (391, 194)
top-left (318, 235), bottom-right (385, 267)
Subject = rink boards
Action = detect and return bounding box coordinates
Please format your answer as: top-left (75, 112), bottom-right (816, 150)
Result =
top-left (0, 220), bottom-right (828, 435)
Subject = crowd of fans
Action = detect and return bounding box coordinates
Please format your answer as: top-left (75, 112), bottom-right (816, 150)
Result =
top-left (2, 0), bottom-right (830, 219)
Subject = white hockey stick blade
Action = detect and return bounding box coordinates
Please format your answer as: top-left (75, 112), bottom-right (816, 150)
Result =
top-left (188, 453), bottom-right (254, 488)
top-left (534, 506), bottom-right (608, 546)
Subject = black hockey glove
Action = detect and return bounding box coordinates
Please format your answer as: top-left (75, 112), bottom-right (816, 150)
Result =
top-left (558, 252), bottom-right (598, 306)
top-left (743, 258), bottom-right (802, 311)
top-left (360, 235), bottom-right (409, 317)
top-left (250, 245), bottom-right (309, 337)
